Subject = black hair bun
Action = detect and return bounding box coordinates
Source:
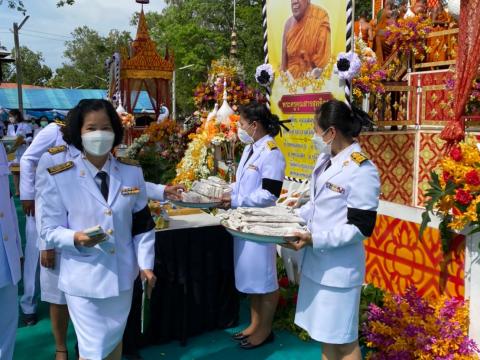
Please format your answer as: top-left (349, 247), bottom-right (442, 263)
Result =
top-left (350, 105), bottom-right (373, 137)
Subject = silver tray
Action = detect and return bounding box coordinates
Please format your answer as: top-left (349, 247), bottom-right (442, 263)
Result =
top-left (0, 136), bottom-right (17, 146)
top-left (221, 221), bottom-right (298, 244)
top-left (171, 200), bottom-right (222, 209)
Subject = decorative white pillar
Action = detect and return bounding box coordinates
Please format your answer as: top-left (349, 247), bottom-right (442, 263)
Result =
top-left (464, 232), bottom-right (480, 347)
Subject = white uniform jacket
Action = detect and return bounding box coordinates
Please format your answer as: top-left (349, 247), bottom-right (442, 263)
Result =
top-left (7, 122), bottom-right (33, 161)
top-left (0, 143), bottom-right (22, 288)
top-left (36, 145), bottom-right (155, 299)
top-left (231, 135), bottom-right (286, 208)
top-left (21, 122), bottom-right (66, 201)
top-left (297, 142), bottom-right (380, 288)
top-left (6, 122), bottom-right (33, 141)
top-left (20, 122), bottom-right (66, 251)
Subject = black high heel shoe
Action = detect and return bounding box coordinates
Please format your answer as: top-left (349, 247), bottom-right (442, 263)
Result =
top-left (239, 332), bottom-right (275, 350)
top-left (231, 332), bottom-right (248, 341)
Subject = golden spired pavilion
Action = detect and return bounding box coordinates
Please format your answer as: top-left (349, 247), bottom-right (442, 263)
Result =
top-left (108, 1), bottom-right (174, 119)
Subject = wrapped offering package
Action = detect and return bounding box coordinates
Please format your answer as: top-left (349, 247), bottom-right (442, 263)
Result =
top-left (181, 176), bottom-right (232, 203)
top-left (219, 206), bottom-right (307, 239)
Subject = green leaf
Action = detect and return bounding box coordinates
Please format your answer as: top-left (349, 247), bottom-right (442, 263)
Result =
top-left (419, 210), bottom-right (432, 241)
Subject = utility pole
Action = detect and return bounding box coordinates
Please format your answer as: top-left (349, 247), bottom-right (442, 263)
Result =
top-left (13, 15), bottom-right (30, 114)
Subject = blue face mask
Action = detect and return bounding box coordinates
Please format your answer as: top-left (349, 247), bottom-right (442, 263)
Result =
top-left (40, 121), bottom-right (48, 128)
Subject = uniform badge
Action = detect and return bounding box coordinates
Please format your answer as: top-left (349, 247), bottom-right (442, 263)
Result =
top-left (47, 161), bottom-right (74, 175)
top-left (326, 182), bottom-right (345, 194)
top-left (54, 120), bottom-right (65, 127)
top-left (248, 164), bottom-right (258, 171)
top-left (117, 157), bottom-right (140, 167)
top-left (121, 187), bottom-right (140, 195)
top-left (266, 141), bottom-right (278, 151)
top-left (47, 145), bottom-right (67, 155)
top-left (351, 152), bottom-right (368, 165)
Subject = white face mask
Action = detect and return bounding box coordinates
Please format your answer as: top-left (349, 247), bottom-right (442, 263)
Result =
top-left (312, 128), bottom-right (333, 155)
top-left (237, 124), bottom-right (255, 144)
top-left (8, 117), bottom-right (15, 123)
top-left (81, 130), bottom-right (115, 156)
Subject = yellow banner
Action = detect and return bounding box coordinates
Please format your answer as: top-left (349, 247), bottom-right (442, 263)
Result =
top-left (267, 0), bottom-right (347, 179)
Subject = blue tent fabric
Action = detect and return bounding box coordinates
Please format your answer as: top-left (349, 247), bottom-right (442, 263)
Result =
top-left (0, 89), bottom-right (155, 112)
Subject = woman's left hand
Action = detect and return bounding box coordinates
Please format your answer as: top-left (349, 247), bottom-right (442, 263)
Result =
top-left (165, 185), bottom-right (185, 201)
top-left (282, 231), bottom-right (312, 251)
top-left (140, 269), bottom-right (157, 299)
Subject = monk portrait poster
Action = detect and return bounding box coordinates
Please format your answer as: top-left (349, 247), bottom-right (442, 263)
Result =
top-left (267, 0), bottom-right (347, 180)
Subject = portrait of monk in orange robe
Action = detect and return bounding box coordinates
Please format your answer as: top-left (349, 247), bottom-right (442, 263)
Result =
top-left (281, 0), bottom-right (331, 79)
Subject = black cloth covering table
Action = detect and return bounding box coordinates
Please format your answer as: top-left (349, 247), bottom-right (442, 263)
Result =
top-left (124, 225), bottom-right (240, 350)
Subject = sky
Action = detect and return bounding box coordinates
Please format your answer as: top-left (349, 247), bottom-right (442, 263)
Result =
top-left (0, 0), bottom-right (166, 71)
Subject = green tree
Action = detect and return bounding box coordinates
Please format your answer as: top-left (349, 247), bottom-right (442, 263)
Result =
top-left (49, 27), bottom-right (131, 89)
top-left (5, 46), bottom-right (53, 86)
top-left (141, 0), bottom-right (263, 116)
top-left (0, 0), bottom-right (26, 13)
top-left (0, 0), bottom-right (74, 13)
top-left (356, 0), bottom-right (373, 19)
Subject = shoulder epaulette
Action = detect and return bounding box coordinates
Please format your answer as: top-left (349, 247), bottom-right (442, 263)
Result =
top-left (266, 140), bottom-right (278, 151)
top-left (351, 152), bottom-right (368, 165)
top-left (117, 157), bottom-right (140, 167)
top-left (47, 145), bottom-right (67, 155)
top-left (54, 120), bottom-right (65, 127)
top-left (47, 161), bottom-right (74, 175)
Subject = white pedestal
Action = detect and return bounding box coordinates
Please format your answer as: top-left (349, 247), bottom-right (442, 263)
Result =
top-left (464, 232), bottom-right (480, 346)
top-left (362, 94), bottom-right (370, 113)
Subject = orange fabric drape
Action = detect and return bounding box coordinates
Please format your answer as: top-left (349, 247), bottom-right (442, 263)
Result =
top-left (440, 0), bottom-right (480, 147)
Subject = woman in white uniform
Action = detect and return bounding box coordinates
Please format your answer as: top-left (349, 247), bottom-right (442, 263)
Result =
top-left (36, 99), bottom-right (156, 360)
top-left (286, 100), bottom-right (380, 360)
top-left (0, 142), bottom-right (23, 360)
top-left (226, 102), bottom-right (286, 349)
top-left (7, 109), bottom-right (33, 196)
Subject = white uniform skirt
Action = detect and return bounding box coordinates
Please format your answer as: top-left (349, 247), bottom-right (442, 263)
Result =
top-left (294, 273), bottom-right (361, 344)
top-left (233, 237), bottom-right (278, 294)
top-left (66, 288), bottom-right (133, 360)
top-left (40, 252), bottom-right (66, 305)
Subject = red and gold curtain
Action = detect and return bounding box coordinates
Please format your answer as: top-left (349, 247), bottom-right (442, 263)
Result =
top-left (440, 0), bottom-right (480, 147)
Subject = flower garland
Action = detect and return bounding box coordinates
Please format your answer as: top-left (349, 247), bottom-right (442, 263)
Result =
top-left (363, 286), bottom-right (478, 359)
top-left (385, 15), bottom-right (433, 61)
top-left (173, 118), bottom-right (218, 187)
top-left (279, 56), bottom-right (335, 94)
top-left (125, 134), bottom-right (150, 159)
top-left (173, 114), bottom-right (242, 187)
top-left (420, 136), bottom-right (480, 253)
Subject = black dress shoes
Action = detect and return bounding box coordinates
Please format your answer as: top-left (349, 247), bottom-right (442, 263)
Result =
top-left (231, 332), bottom-right (248, 341)
top-left (23, 313), bottom-right (38, 326)
top-left (239, 332), bottom-right (275, 350)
